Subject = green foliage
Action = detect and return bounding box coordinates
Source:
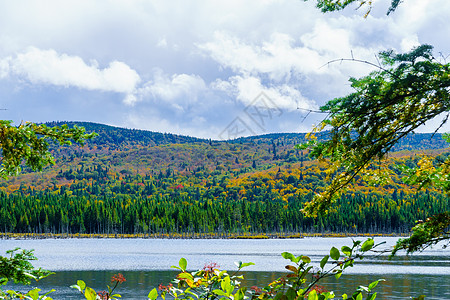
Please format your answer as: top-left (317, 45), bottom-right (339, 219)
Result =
top-left (1, 187), bottom-right (447, 235)
top-left (306, 0), bottom-right (402, 16)
top-left (392, 212), bottom-right (450, 255)
top-left (304, 0), bottom-right (450, 259)
top-left (303, 45), bottom-right (450, 217)
top-left (0, 249), bottom-right (52, 286)
top-left (71, 273), bottom-right (126, 300)
top-left (301, 45), bottom-right (450, 254)
top-left (0, 248), bottom-right (54, 299)
top-left (158, 259), bottom-right (250, 300)
top-left (2, 288), bottom-right (55, 300)
top-left (0, 120), bottom-right (96, 178)
top-left (153, 239), bottom-right (384, 300)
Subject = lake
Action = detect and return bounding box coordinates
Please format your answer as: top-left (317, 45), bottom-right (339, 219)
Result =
top-left (1, 237), bottom-right (449, 299)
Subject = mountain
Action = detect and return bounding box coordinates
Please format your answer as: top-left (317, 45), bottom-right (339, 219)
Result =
top-left (0, 121), bottom-right (448, 235)
top-left (45, 121), bottom-right (207, 150)
top-left (47, 121), bottom-right (448, 151)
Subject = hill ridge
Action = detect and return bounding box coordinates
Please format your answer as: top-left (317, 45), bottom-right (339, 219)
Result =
top-left (46, 121), bottom-right (448, 151)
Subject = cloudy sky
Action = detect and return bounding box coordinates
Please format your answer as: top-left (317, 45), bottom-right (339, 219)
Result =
top-left (0, 0), bottom-right (449, 139)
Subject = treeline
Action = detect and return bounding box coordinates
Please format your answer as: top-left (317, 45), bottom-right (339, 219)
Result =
top-left (45, 121), bottom-right (207, 150)
top-left (1, 189), bottom-right (447, 234)
top-left (46, 121), bottom-right (448, 151)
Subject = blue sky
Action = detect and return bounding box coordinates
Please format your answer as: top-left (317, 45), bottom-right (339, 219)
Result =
top-left (0, 0), bottom-right (449, 138)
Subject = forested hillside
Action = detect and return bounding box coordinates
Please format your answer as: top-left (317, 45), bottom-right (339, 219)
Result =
top-left (0, 122), bottom-right (448, 235)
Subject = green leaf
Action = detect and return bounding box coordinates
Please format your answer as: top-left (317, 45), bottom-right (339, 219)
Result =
top-left (356, 292), bottom-right (362, 300)
top-left (148, 288), bottom-right (158, 300)
top-left (330, 247), bottom-right (340, 260)
top-left (185, 289), bottom-right (198, 299)
top-left (85, 287), bottom-right (97, 300)
top-left (343, 261), bottom-right (353, 269)
top-left (77, 280), bottom-right (86, 290)
top-left (213, 289), bottom-right (228, 296)
top-left (341, 246), bottom-right (352, 256)
top-left (342, 294), bottom-right (348, 299)
top-left (240, 262), bottom-right (255, 268)
top-left (274, 291), bottom-right (284, 300)
top-left (42, 289), bottom-right (55, 298)
top-left (367, 292), bottom-right (377, 300)
top-left (361, 239), bottom-right (374, 252)
top-left (221, 276), bottom-right (232, 295)
top-left (353, 240), bottom-right (362, 248)
top-left (286, 287), bottom-right (296, 300)
top-left (320, 255), bottom-right (329, 269)
top-left (234, 288), bottom-right (245, 300)
top-left (308, 289), bottom-right (318, 300)
top-left (179, 258), bottom-right (187, 271)
top-left (301, 256), bottom-right (311, 264)
top-left (368, 279), bottom-right (385, 291)
top-left (177, 272), bottom-right (194, 281)
top-left (281, 252), bottom-right (296, 262)
top-left (335, 270), bottom-right (342, 279)
top-left (26, 288), bottom-right (40, 300)
top-left (23, 272), bottom-right (37, 280)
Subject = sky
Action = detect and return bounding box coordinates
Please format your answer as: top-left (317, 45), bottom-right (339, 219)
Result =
top-left (0, 0), bottom-right (449, 139)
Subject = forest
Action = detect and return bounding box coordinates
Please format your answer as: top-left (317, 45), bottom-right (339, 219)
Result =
top-left (0, 122), bottom-right (448, 235)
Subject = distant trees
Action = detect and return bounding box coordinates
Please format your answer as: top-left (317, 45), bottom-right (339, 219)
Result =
top-left (1, 158), bottom-right (448, 235)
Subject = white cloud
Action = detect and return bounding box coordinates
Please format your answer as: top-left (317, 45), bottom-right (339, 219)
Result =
top-left (396, 0), bottom-right (437, 32)
top-left (5, 47), bottom-right (140, 95)
top-left (135, 70), bottom-right (206, 108)
top-left (0, 0), bottom-right (449, 137)
top-left (400, 35), bottom-right (420, 53)
top-left (300, 21), bottom-right (353, 58)
top-left (0, 58), bottom-right (10, 79)
top-left (198, 25), bottom-right (384, 86)
top-left (123, 94), bottom-right (138, 106)
top-left (213, 75), bottom-right (316, 111)
top-left (156, 38), bottom-right (168, 48)
top-left (199, 31), bottom-right (326, 81)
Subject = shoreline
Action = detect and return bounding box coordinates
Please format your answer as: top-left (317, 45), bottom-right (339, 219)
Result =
top-left (0, 232), bottom-right (409, 240)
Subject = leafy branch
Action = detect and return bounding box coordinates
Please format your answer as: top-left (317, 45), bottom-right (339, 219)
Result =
top-left (0, 121), bottom-right (97, 178)
top-left (300, 45), bottom-right (450, 217)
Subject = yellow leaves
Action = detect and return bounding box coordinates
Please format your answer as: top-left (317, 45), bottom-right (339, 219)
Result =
top-left (416, 156), bottom-right (435, 176)
top-left (306, 122), bottom-right (326, 141)
top-left (361, 164), bottom-right (394, 186)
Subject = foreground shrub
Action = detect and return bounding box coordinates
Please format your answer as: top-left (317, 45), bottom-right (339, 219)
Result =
top-left (145, 238), bottom-right (385, 300)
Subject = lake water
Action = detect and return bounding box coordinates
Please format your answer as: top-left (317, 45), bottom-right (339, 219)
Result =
top-left (1, 237), bottom-right (449, 299)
